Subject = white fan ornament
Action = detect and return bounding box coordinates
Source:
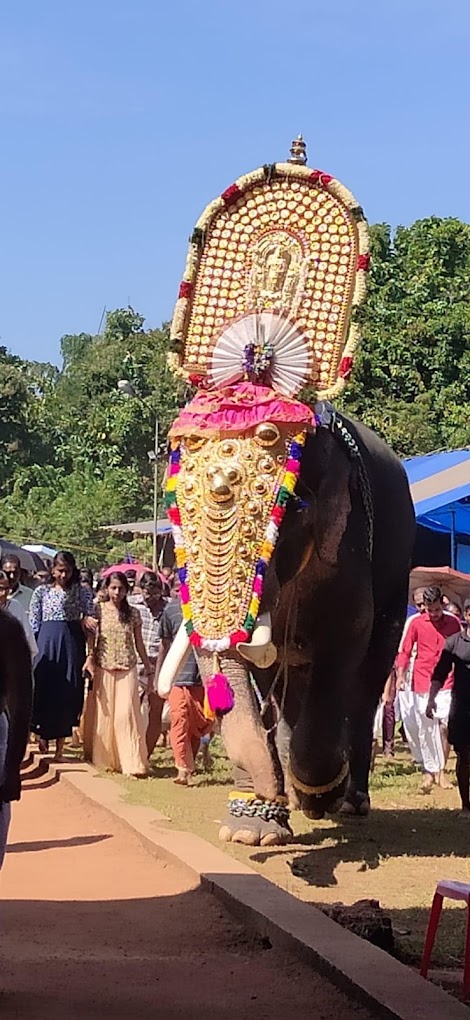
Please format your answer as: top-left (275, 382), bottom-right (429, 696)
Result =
top-left (209, 311), bottom-right (312, 397)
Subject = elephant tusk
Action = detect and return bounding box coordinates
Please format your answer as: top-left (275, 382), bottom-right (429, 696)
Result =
top-left (157, 621), bottom-right (191, 698)
top-left (236, 612), bottom-right (278, 670)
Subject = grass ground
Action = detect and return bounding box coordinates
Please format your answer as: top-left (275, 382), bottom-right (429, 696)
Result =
top-left (108, 736), bottom-right (470, 975)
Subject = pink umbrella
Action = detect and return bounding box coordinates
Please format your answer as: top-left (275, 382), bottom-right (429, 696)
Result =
top-left (101, 561), bottom-right (150, 579)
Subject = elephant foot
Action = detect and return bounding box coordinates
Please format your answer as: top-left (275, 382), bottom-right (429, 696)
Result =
top-left (219, 792), bottom-right (292, 846)
top-left (219, 814), bottom-right (291, 846)
top-left (339, 791), bottom-right (370, 817)
top-left (303, 806), bottom-right (325, 820)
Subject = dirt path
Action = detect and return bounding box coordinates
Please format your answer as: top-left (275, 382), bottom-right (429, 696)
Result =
top-left (0, 762), bottom-right (374, 1019)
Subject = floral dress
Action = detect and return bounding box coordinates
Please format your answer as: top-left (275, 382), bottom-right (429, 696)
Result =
top-left (30, 583), bottom-right (95, 741)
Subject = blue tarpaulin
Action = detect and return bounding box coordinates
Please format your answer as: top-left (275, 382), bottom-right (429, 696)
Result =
top-left (402, 449), bottom-right (470, 572)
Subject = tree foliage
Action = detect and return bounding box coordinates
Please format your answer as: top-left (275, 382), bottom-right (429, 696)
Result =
top-left (342, 217), bottom-right (470, 456)
top-left (0, 309), bottom-right (184, 561)
top-left (0, 216), bottom-right (469, 561)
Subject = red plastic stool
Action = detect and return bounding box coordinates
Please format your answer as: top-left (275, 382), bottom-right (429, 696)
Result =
top-left (420, 880), bottom-right (470, 995)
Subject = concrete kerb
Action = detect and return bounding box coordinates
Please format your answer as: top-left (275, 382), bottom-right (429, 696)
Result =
top-left (31, 755), bottom-right (470, 1020)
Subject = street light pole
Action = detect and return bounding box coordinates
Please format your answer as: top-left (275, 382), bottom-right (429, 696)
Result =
top-left (118, 379), bottom-right (160, 573)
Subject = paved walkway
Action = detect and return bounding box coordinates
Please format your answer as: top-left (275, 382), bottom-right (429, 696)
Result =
top-left (0, 760), bottom-right (375, 1019)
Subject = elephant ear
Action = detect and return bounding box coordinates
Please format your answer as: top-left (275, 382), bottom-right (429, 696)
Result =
top-left (298, 430), bottom-right (353, 570)
top-left (274, 504), bottom-right (314, 588)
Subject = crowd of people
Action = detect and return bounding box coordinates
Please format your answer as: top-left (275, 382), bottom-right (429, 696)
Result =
top-left (373, 585), bottom-right (470, 814)
top-left (0, 550), bottom-right (212, 787)
top-left (1, 547), bottom-right (470, 844)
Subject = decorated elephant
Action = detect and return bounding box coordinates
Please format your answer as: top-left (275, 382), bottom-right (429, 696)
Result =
top-left (160, 138), bottom-right (415, 845)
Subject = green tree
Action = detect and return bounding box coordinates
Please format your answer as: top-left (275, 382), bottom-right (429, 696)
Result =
top-left (0, 308), bottom-right (183, 560)
top-left (342, 217), bottom-right (470, 456)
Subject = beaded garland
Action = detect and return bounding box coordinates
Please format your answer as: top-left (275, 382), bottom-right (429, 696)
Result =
top-left (165, 430), bottom-right (307, 653)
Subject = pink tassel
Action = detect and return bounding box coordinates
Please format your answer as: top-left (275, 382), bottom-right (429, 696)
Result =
top-left (205, 673), bottom-right (235, 715)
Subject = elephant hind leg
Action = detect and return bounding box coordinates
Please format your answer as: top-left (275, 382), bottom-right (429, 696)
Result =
top-left (342, 586), bottom-right (408, 815)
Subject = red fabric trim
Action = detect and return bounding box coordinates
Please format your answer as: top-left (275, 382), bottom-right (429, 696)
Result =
top-left (357, 253), bottom-right (370, 271)
top-left (221, 183), bottom-right (242, 207)
top-left (339, 356), bottom-right (354, 379)
top-left (178, 281), bottom-right (192, 299)
top-left (309, 170), bottom-right (333, 186)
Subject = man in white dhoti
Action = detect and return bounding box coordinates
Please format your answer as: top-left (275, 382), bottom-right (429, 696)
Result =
top-left (396, 588), bottom-right (425, 765)
top-left (396, 587), bottom-right (460, 791)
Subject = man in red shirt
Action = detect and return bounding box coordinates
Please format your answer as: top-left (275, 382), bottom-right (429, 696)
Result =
top-left (396, 586), bottom-right (461, 790)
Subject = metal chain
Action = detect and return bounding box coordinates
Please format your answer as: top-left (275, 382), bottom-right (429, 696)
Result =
top-left (330, 413), bottom-right (374, 559)
top-left (228, 798), bottom-right (290, 826)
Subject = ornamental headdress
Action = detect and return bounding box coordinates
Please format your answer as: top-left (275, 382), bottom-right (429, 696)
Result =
top-left (168, 135), bottom-right (369, 399)
top-left (164, 138), bottom-right (369, 703)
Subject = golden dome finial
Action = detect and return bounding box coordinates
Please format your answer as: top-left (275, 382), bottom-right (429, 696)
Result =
top-left (288, 134), bottom-right (307, 165)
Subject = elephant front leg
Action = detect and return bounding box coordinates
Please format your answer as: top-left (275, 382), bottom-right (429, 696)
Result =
top-left (341, 589), bottom-right (408, 817)
top-left (339, 698), bottom-right (375, 816)
top-left (196, 651), bottom-right (292, 847)
top-left (219, 765), bottom-right (292, 846)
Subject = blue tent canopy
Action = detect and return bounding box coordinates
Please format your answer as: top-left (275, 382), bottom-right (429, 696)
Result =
top-left (402, 449), bottom-right (470, 571)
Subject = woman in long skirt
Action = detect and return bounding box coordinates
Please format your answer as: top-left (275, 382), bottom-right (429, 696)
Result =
top-left (29, 551), bottom-right (96, 760)
top-left (90, 572), bottom-right (152, 777)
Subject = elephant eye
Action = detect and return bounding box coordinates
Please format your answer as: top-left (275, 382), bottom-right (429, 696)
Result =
top-left (185, 434), bottom-right (205, 452)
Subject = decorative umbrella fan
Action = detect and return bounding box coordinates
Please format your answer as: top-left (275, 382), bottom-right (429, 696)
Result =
top-left (210, 311), bottom-right (311, 396)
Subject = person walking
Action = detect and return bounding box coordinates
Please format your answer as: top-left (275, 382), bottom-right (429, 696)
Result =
top-left (427, 599), bottom-right (470, 814)
top-left (79, 568), bottom-right (94, 593)
top-left (0, 571), bottom-right (37, 657)
top-left (90, 572), bottom-right (152, 777)
top-left (155, 592), bottom-right (211, 785)
top-left (382, 668), bottom-right (397, 757)
top-left (0, 609), bottom-right (33, 868)
top-left (130, 571), bottom-right (167, 756)
top-left (29, 551), bottom-right (96, 760)
top-left (396, 586), bottom-right (461, 791)
top-left (396, 587), bottom-right (426, 761)
top-left (1, 554), bottom-right (32, 611)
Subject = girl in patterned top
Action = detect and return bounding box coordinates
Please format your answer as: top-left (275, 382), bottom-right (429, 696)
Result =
top-left (29, 551), bottom-right (96, 760)
top-left (89, 572), bottom-right (152, 777)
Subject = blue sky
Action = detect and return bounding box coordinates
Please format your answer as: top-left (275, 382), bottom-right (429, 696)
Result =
top-left (1, 0), bottom-right (469, 365)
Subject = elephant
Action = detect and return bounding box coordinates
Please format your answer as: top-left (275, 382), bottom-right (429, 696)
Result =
top-left (163, 403), bottom-right (415, 847)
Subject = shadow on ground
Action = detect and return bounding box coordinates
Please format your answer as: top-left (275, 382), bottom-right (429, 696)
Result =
top-left (7, 834), bottom-right (112, 854)
top-left (251, 809), bottom-right (470, 886)
top-left (0, 886), bottom-right (379, 1020)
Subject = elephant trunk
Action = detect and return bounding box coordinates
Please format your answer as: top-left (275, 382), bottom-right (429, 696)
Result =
top-left (197, 650), bottom-right (280, 802)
